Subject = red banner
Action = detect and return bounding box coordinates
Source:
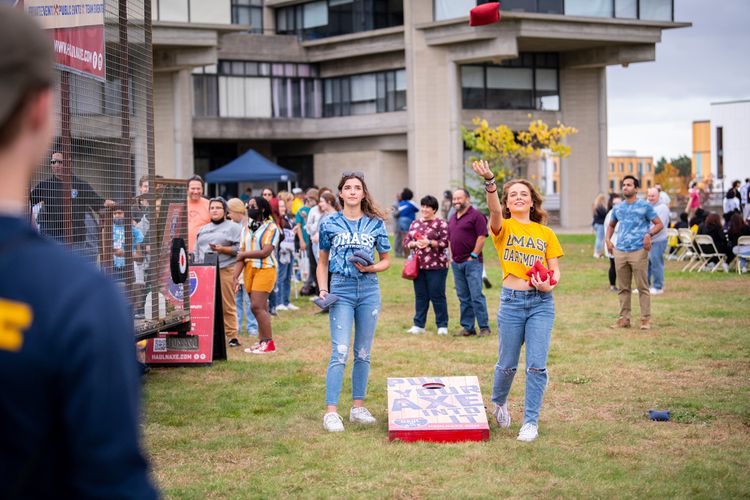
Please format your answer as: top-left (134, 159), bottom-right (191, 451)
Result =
top-left (145, 265), bottom-right (217, 366)
top-left (50, 26), bottom-right (105, 81)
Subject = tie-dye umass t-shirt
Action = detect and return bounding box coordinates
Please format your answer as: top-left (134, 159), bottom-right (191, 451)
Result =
top-left (319, 212), bottom-right (391, 277)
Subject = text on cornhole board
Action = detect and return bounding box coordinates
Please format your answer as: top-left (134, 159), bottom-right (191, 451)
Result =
top-left (387, 376), bottom-right (490, 442)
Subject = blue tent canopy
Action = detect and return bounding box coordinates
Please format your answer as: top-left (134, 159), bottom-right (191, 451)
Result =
top-left (204, 149), bottom-right (297, 184)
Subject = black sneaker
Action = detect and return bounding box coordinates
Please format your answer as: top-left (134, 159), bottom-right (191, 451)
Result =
top-left (228, 338), bottom-right (241, 347)
top-left (453, 329), bottom-right (476, 337)
top-left (483, 277), bottom-right (492, 289)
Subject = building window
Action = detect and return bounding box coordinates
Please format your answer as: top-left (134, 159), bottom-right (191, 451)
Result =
top-left (193, 61), bottom-right (322, 119)
top-left (276, 0), bottom-right (403, 40)
top-left (609, 162), bottom-right (614, 172)
top-left (646, 163), bottom-right (651, 173)
top-left (232, 0), bottom-right (263, 32)
top-left (323, 69), bottom-right (406, 117)
top-left (461, 53), bottom-right (559, 111)
top-left (436, 0), bottom-right (671, 20)
top-left (618, 162), bottom-right (624, 172)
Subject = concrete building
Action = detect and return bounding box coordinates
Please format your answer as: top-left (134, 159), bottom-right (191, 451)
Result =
top-left (607, 151), bottom-right (654, 192)
top-left (709, 100), bottom-right (749, 186)
top-left (151, 0), bottom-right (687, 227)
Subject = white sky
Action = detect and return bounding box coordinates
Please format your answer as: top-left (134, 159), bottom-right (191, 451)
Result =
top-left (606, 0), bottom-right (750, 161)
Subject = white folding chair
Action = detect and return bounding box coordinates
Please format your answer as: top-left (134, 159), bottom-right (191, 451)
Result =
top-left (678, 229), bottom-right (698, 270)
top-left (730, 235), bottom-right (750, 274)
top-left (692, 234), bottom-right (727, 272)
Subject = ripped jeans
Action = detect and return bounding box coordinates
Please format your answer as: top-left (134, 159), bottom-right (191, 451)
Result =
top-left (491, 288), bottom-right (555, 426)
top-left (325, 273), bottom-right (381, 406)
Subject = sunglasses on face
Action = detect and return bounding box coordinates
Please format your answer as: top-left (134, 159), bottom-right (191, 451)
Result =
top-left (50, 160), bottom-right (63, 165)
top-left (342, 171), bottom-right (365, 180)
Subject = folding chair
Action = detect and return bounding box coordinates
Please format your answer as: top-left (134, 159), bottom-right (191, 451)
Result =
top-left (692, 234), bottom-right (727, 272)
top-left (678, 229), bottom-right (698, 270)
top-left (730, 235), bottom-right (750, 274)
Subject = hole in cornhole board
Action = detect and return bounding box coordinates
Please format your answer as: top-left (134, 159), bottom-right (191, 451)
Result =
top-left (422, 382), bottom-right (446, 390)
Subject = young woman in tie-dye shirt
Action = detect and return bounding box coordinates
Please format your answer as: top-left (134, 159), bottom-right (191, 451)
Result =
top-left (317, 172), bottom-right (391, 433)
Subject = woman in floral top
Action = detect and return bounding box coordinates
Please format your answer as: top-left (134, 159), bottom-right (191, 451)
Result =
top-left (404, 195), bottom-right (450, 335)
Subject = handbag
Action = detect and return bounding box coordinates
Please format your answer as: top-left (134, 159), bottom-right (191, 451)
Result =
top-left (401, 250), bottom-right (419, 280)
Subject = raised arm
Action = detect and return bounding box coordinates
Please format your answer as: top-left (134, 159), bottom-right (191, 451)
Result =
top-left (472, 160), bottom-right (503, 235)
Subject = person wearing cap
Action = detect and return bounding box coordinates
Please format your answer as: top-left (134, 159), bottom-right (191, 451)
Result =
top-left (291, 187), bottom-right (305, 215)
top-left (194, 197), bottom-right (243, 347)
top-left (0, 7), bottom-right (158, 498)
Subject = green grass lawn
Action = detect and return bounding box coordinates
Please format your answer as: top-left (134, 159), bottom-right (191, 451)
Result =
top-left (143, 234), bottom-right (750, 498)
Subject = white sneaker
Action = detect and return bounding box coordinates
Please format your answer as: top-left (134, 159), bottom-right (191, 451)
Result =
top-left (437, 327), bottom-right (448, 335)
top-left (323, 412), bottom-right (344, 432)
top-left (406, 326), bottom-right (425, 335)
top-left (349, 406), bottom-right (377, 424)
top-left (649, 287), bottom-right (664, 295)
top-left (276, 304), bottom-right (288, 311)
top-left (286, 303), bottom-right (300, 311)
top-left (517, 422), bottom-right (538, 442)
top-left (722, 262), bottom-right (730, 272)
top-left (491, 402), bottom-right (511, 429)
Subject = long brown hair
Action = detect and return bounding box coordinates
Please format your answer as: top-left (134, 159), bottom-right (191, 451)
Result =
top-left (337, 174), bottom-right (386, 220)
top-left (500, 179), bottom-right (548, 225)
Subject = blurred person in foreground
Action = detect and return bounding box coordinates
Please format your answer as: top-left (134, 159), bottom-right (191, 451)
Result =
top-left (0, 7), bottom-right (157, 498)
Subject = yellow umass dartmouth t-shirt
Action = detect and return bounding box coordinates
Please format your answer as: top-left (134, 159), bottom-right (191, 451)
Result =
top-left (490, 218), bottom-right (564, 280)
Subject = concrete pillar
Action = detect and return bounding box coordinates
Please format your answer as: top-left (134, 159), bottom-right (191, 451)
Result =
top-left (559, 66), bottom-right (608, 228)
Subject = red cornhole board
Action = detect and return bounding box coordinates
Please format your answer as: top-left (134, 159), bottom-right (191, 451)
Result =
top-left (388, 376), bottom-right (490, 442)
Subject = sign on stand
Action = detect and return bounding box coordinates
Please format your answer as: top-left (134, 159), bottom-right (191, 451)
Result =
top-left (145, 256), bottom-right (227, 366)
top-left (387, 376), bottom-right (490, 443)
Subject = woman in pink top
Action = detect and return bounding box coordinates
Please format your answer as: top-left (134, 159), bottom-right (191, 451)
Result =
top-left (404, 195), bottom-right (450, 335)
top-left (687, 181), bottom-right (701, 220)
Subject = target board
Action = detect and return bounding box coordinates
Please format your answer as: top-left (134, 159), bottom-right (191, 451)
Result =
top-left (387, 376), bottom-right (490, 442)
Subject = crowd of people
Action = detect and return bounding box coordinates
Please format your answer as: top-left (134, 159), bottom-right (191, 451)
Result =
top-left (596, 176), bottom-right (750, 330)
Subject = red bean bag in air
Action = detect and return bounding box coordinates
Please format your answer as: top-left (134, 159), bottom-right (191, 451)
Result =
top-left (469, 2), bottom-right (501, 26)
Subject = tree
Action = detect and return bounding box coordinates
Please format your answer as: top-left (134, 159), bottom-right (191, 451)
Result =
top-left (461, 117), bottom-right (578, 209)
top-left (655, 156), bottom-right (668, 175)
top-left (671, 155), bottom-right (692, 178)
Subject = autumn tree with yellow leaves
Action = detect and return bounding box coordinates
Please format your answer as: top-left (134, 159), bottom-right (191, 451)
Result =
top-left (461, 117), bottom-right (578, 204)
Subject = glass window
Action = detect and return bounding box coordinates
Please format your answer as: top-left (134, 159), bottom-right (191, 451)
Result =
top-left (395, 69), bottom-right (407, 110)
top-left (619, 163), bottom-right (624, 172)
top-left (501, 0), bottom-right (537, 12)
top-left (193, 75), bottom-right (218, 117)
top-left (615, 0), bottom-right (637, 18)
top-left (303, 1), bottom-right (328, 28)
top-left (640, 0), bottom-right (672, 21)
top-left (231, 0), bottom-right (263, 33)
top-left (538, 0), bottom-right (563, 14)
top-left (565, 0), bottom-right (612, 17)
top-left (434, 0), bottom-right (475, 21)
top-left (231, 61), bottom-right (245, 75)
top-left (350, 74), bottom-right (377, 115)
top-left (609, 163), bottom-right (614, 172)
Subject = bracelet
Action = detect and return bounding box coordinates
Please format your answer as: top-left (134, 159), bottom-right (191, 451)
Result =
top-left (485, 186), bottom-right (497, 193)
top-left (484, 178), bottom-right (496, 185)
top-left (320, 289), bottom-right (328, 293)
top-left (470, 252), bottom-right (479, 259)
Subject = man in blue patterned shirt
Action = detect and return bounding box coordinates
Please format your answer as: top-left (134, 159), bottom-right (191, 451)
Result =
top-left (605, 176), bottom-right (664, 330)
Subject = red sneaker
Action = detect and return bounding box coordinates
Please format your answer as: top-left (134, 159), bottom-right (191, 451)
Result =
top-left (248, 339), bottom-right (275, 354)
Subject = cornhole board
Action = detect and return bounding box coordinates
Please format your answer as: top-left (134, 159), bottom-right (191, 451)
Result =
top-left (387, 376), bottom-right (490, 442)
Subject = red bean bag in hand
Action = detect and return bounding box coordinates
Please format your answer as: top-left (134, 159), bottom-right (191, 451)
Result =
top-left (525, 260), bottom-right (557, 286)
top-left (469, 2), bottom-right (501, 26)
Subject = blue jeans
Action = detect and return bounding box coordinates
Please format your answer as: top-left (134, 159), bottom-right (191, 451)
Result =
top-left (648, 239), bottom-right (668, 290)
top-left (235, 285), bottom-right (258, 333)
top-left (412, 268), bottom-right (449, 328)
top-left (325, 273), bottom-right (381, 406)
top-left (593, 223), bottom-right (605, 255)
top-left (276, 261), bottom-right (292, 306)
top-left (451, 259), bottom-right (489, 331)
top-left (491, 288), bottom-right (555, 426)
